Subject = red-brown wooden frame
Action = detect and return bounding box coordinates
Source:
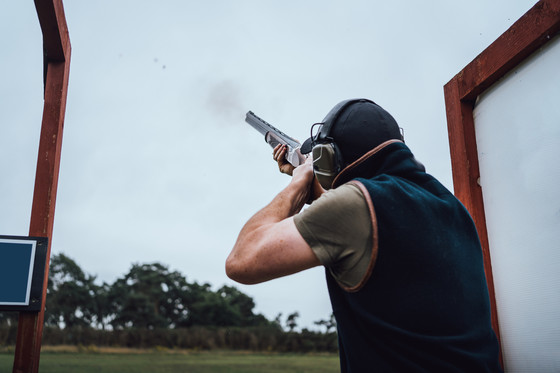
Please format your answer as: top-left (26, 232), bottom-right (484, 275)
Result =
top-left (12, 1), bottom-right (71, 372)
top-left (444, 0), bottom-right (560, 357)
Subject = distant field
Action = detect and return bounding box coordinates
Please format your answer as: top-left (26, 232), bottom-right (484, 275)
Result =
top-left (0, 347), bottom-right (339, 373)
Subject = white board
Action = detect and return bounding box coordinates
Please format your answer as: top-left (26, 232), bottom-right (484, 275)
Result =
top-left (473, 34), bottom-right (560, 372)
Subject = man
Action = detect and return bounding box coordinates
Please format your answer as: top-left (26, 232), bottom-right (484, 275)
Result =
top-left (226, 99), bottom-right (502, 372)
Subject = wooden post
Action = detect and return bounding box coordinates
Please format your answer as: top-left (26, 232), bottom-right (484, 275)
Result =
top-left (12, 1), bottom-right (70, 372)
top-left (443, 77), bottom-right (501, 347)
top-left (443, 0), bottom-right (560, 366)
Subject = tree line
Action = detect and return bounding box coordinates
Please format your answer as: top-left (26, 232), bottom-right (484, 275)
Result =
top-left (0, 254), bottom-right (337, 352)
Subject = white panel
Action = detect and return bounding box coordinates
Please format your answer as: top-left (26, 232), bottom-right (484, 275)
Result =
top-left (473, 35), bottom-right (560, 372)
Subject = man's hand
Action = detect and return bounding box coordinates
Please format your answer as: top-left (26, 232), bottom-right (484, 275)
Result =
top-left (273, 144), bottom-right (296, 176)
top-left (291, 156), bottom-right (314, 184)
top-left (293, 157), bottom-right (326, 203)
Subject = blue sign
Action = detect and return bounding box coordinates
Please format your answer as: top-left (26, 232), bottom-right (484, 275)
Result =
top-left (0, 236), bottom-right (48, 311)
top-left (0, 239), bottom-right (36, 305)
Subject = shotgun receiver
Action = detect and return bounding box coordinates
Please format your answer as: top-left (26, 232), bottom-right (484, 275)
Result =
top-left (245, 111), bottom-right (306, 167)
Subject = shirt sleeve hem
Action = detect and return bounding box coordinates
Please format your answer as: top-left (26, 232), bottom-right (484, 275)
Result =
top-left (293, 214), bottom-right (334, 266)
top-left (338, 180), bottom-right (379, 293)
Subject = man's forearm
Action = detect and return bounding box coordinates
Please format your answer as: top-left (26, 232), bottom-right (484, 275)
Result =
top-left (239, 177), bottom-right (309, 236)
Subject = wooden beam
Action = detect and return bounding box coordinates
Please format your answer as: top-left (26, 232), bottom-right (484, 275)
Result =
top-left (33, 0), bottom-right (70, 62)
top-left (12, 1), bottom-right (71, 372)
top-left (444, 77), bottom-right (501, 349)
top-left (444, 0), bottom-right (560, 366)
top-left (457, 0), bottom-right (560, 101)
top-left (13, 59), bottom-right (71, 373)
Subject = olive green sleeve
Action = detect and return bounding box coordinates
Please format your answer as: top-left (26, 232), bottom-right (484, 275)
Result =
top-left (293, 183), bottom-right (374, 290)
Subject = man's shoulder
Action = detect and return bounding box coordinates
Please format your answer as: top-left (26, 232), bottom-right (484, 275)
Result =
top-left (293, 181), bottom-right (370, 250)
top-left (321, 182), bottom-right (367, 205)
top-left (293, 181), bottom-right (374, 287)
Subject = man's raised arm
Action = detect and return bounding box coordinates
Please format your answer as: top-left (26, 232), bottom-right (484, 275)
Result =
top-left (225, 158), bottom-right (321, 284)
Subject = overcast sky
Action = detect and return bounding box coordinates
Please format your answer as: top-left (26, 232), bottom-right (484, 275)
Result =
top-left (1, 0), bottom-right (537, 329)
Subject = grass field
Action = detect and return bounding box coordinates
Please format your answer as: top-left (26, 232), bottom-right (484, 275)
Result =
top-left (0, 347), bottom-right (340, 373)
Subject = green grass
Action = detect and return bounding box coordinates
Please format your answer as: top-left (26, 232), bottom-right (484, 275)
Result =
top-left (0, 349), bottom-right (339, 373)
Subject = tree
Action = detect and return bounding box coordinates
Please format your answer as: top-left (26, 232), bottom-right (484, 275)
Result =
top-left (314, 313), bottom-right (337, 333)
top-left (181, 282), bottom-right (236, 327)
top-left (179, 283), bottom-right (269, 327)
top-left (286, 311), bottom-right (300, 332)
top-left (89, 281), bottom-right (111, 330)
top-left (44, 254), bottom-right (274, 330)
top-left (45, 253), bottom-right (97, 328)
top-left (216, 285), bottom-right (268, 326)
top-left (273, 312), bottom-right (283, 329)
top-left (109, 263), bottom-right (190, 329)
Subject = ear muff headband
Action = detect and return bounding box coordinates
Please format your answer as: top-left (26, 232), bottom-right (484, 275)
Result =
top-left (317, 98), bottom-right (376, 142)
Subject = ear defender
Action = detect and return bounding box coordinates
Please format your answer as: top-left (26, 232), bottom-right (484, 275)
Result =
top-left (309, 99), bottom-right (366, 189)
top-left (312, 144), bottom-right (337, 189)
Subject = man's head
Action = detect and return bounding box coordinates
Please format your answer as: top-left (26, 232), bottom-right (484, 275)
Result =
top-left (301, 99), bottom-right (403, 189)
